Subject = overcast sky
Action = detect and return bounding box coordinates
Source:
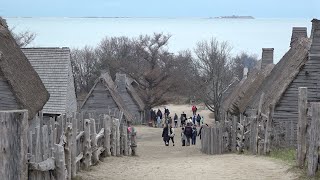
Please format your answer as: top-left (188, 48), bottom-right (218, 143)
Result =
top-left (1, 0), bottom-right (319, 18)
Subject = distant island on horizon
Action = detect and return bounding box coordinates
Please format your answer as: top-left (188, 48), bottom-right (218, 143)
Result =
top-left (213, 15), bottom-right (255, 19)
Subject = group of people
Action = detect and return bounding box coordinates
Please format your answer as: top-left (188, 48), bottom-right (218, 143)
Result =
top-left (159, 105), bottom-right (205, 147)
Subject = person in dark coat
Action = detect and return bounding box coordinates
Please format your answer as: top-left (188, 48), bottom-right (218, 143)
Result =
top-left (196, 114), bottom-right (201, 126)
top-left (184, 123), bottom-right (193, 146)
top-left (174, 113), bottom-right (178, 128)
top-left (162, 124), bottom-right (170, 146)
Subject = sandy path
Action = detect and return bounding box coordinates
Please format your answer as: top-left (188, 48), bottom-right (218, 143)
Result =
top-left (78, 104), bottom-right (296, 180)
top-left (78, 127), bottom-right (296, 180)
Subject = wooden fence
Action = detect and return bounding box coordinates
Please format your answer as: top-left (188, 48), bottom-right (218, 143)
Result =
top-left (0, 110), bottom-right (137, 180)
top-left (200, 87), bottom-right (320, 177)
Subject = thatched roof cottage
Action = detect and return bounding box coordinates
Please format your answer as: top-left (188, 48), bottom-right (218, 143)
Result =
top-left (0, 18), bottom-right (49, 119)
top-left (115, 73), bottom-right (145, 124)
top-left (22, 47), bottom-right (77, 117)
top-left (222, 48), bottom-right (275, 116)
top-left (81, 72), bottom-right (134, 122)
top-left (239, 20), bottom-right (319, 146)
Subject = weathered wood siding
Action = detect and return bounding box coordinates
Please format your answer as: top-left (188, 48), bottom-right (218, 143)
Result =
top-left (273, 55), bottom-right (320, 146)
top-left (66, 57), bottom-right (77, 116)
top-left (81, 81), bottom-right (118, 114)
top-left (0, 69), bottom-right (19, 110)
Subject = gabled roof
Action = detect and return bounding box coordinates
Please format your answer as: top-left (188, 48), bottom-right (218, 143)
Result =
top-left (81, 72), bottom-right (134, 122)
top-left (243, 26), bottom-right (313, 114)
top-left (223, 64), bottom-right (274, 115)
top-left (21, 47), bottom-right (75, 115)
top-left (117, 73), bottom-right (145, 110)
top-left (0, 17), bottom-right (49, 119)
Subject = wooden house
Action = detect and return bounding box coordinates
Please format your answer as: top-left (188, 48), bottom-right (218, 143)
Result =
top-left (222, 48), bottom-right (275, 116)
top-left (0, 18), bottom-right (49, 119)
top-left (80, 72), bottom-right (134, 122)
top-left (22, 47), bottom-right (77, 118)
top-left (239, 21), bottom-right (318, 146)
top-left (115, 73), bottom-right (145, 124)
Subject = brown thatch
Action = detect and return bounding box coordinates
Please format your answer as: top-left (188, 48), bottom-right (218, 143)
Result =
top-left (241, 37), bottom-right (311, 114)
top-left (81, 72), bottom-right (134, 122)
top-left (223, 64), bottom-right (274, 115)
top-left (0, 17), bottom-right (49, 119)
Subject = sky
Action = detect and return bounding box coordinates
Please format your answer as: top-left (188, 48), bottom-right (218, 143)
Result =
top-left (1, 0), bottom-right (319, 18)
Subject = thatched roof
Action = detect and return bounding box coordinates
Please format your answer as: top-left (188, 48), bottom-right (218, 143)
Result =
top-left (124, 75), bottom-right (145, 110)
top-left (22, 47), bottom-right (77, 116)
top-left (223, 64), bottom-right (274, 115)
top-left (241, 37), bottom-right (311, 114)
top-left (0, 17), bottom-right (49, 119)
top-left (81, 72), bottom-right (134, 122)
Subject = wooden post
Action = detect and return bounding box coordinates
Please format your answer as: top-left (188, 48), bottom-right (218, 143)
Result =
top-left (231, 116), bottom-right (237, 152)
top-left (111, 118), bottom-right (116, 156)
top-left (130, 126), bottom-right (137, 156)
top-left (65, 123), bottom-right (72, 180)
top-left (297, 87), bottom-right (308, 168)
top-left (54, 144), bottom-right (67, 180)
top-left (0, 110), bottom-right (28, 180)
top-left (103, 115), bottom-right (111, 157)
top-left (71, 113), bottom-right (78, 178)
top-left (116, 119), bottom-right (121, 156)
top-left (83, 119), bottom-right (91, 169)
top-left (308, 102), bottom-right (320, 176)
top-left (91, 118), bottom-right (99, 164)
top-left (264, 104), bottom-right (274, 155)
top-left (123, 123), bottom-right (129, 156)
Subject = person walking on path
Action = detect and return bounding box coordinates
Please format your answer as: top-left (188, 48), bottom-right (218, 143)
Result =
top-left (168, 124), bottom-right (175, 146)
top-left (174, 113), bottom-right (178, 128)
top-left (180, 112), bottom-right (186, 127)
top-left (184, 123), bottom-right (193, 146)
top-left (192, 105), bottom-right (197, 115)
top-left (200, 116), bottom-right (204, 125)
top-left (192, 115), bottom-right (196, 125)
top-left (162, 124), bottom-right (170, 146)
top-left (192, 125), bottom-right (197, 145)
top-left (181, 127), bottom-right (186, 146)
top-left (196, 114), bottom-right (201, 126)
top-left (164, 107), bottom-right (170, 119)
top-left (157, 116), bottom-right (162, 128)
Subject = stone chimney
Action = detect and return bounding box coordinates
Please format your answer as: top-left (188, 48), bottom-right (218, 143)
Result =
top-left (115, 73), bottom-right (127, 92)
top-left (260, 48), bottom-right (274, 70)
top-left (290, 27), bottom-right (307, 47)
top-left (310, 19), bottom-right (320, 54)
top-left (243, 67), bottom-right (248, 79)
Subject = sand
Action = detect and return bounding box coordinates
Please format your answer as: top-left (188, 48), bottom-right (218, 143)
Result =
top-left (77, 104), bottom-right (297, 180)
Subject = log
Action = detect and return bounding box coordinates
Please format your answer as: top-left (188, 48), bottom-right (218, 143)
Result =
top-left (29, 158), bottom-right (55, 171)
top-left (123, 123), bottom-right (129, 156)
top-left (130, 126), bottom-right (137, 156)
top-left (307, 103), bottom-right (320, 176)
top-left (75, 152), bottom-right (84, 163)
top-left (116, 119), bottom-right (121, 156)
top-left (76, 131), bottom-right (84, 141)
top-left (91, 118), bottom-right (100, 165)
top-left (96, 128), bottom-right (105, 141)
top-left (297, 87), bottom-right (308, 168)
top-left (264, 104), bottom-right (274, 155)
top-left (103, 115), bottom-right (111, 157)
top-left (83, 119), bottom-right (92, 169)
top-left (111, 118), bottom-right (116, 156)
top-left (65, 122), bottom-right (72, 180)
top-left (0, 110), bottom-right (28, 180)
top-left (71, 114), bottom-right (78, 178)
top-left (54, 144), bottom-right (67, 180)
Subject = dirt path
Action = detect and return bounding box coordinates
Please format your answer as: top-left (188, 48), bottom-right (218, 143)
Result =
top-left (78, 105), bottom-right (297, 180)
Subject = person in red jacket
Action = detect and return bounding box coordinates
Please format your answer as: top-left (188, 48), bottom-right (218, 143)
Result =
top-left (192, 105), bottom-right (197, 115)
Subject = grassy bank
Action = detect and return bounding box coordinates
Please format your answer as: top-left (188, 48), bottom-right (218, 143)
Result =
top-left (269, 148), bottom-right (320, 180)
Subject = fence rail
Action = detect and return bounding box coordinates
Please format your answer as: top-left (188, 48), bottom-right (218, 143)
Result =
top-left (0, 110), bottom-right (137, 180)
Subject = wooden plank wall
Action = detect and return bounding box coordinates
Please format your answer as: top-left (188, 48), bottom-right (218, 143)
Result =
top-left (0, 71), bottom-right (19, 110)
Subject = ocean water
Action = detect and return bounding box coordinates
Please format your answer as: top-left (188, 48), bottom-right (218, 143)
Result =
top-left (5, 17), bottom-right (312, 63)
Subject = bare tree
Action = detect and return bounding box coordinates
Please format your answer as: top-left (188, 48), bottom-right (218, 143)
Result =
top-left (231, 52), bottom-right (258, 79)
top-left (70, 46), bottom-right (100, 94)
top-left (194, 38), bottom-right (233, 121)
top-left (10, 27), bottom-right (36, 47)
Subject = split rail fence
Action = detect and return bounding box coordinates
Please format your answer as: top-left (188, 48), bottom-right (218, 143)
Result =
top-left (200, 87), bottom-right (320, 177)
top-left (0, 110), bottom-right (137, 180)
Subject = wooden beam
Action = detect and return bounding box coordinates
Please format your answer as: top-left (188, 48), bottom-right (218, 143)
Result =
top-left (264, 104), bottom-right (274, 155)
top-left (75, 152), bottom-right (84, 163)
top-left (76, 131), bottom-right (84, 141)
top-left (28, 158), bottom-right (55, 171)
top-left (96, 128), bottom-right (105, 142)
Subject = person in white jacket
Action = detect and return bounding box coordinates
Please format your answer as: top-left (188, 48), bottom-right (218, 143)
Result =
top-left (168, 124), bottom-right (175, 146)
